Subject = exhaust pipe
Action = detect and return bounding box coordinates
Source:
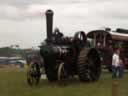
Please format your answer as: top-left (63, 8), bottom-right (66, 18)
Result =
top-left (45, 9), bottom-right (54, 43)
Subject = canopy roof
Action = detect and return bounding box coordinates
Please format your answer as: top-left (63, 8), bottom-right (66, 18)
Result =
top-left (110, 31), bottom-right (128, 41)
top-left (87, 29), bottom-right (128, 41)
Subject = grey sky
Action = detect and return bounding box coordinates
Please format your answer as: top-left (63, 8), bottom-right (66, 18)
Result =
top-left (0, 0), bottom-right (128, 48)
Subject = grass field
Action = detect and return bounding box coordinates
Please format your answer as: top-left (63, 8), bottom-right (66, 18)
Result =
top-left (0, 69), bottom-right (127, 96)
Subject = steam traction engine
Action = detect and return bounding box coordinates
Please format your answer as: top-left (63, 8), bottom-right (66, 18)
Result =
top-left (39, 9), bottom-right (101, 82)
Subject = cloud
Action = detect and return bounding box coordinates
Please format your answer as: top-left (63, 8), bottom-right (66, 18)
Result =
top-left (0, 5), bottom-right (20, 20)
top-left (0, 0), bottom-right (128, 48)
top-left (92, 1), bottom-right (128, 19)
top-left (1, 1), bottom-right (128, 32)
top-left (0, 1), bottom-right (128, 21)
top-left (0, 4), bottom-right (50, 20)
top-left (0, 19), bottom-right (46, 48)
top-left (0, 0), bottom-right (88, 5)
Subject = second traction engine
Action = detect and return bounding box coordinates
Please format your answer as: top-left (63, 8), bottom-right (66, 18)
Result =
top-left (40, 9), bottom-right (101, 82)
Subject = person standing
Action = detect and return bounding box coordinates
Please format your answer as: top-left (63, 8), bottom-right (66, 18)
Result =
top-left (112, 48), bottom-right (121, 79)
top-left (118, 57), bottom-right (123, 79)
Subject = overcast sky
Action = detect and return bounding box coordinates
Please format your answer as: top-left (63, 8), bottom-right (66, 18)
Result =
top-left (0, 0), bottom-right (128, 48)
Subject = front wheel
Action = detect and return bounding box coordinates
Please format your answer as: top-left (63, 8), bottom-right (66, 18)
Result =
top-left (27, 62), bottom-right (41, 86)
top-left (58, 62), bottom-right (68, 81)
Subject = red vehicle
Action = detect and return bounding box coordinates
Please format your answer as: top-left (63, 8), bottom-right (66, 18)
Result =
top-left (87, 28), bottom-right (128, 71)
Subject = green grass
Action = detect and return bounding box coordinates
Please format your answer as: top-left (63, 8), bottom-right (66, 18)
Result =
top-left (0, 69), bottom-right (127, 96)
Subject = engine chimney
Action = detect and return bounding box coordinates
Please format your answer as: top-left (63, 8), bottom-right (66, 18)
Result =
top-left (45, 9), bottom-right (54, 43)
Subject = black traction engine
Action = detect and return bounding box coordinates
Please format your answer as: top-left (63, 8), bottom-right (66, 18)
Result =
top-left (39, 9), bottom-right (101, 82)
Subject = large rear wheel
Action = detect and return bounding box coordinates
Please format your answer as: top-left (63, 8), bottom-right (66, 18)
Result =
top-left (77, 47), bottom-right (101, 81)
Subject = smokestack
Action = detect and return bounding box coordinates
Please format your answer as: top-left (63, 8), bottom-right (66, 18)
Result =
top-left (45, 9), bottom-right (54, 43)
